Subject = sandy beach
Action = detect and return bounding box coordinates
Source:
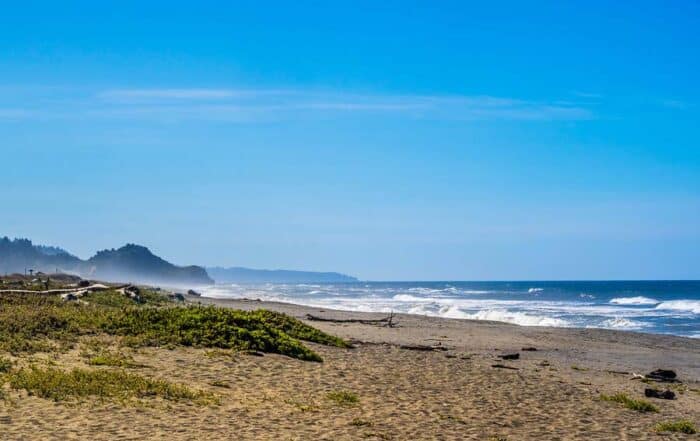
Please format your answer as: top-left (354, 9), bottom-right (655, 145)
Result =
top-left (2, 293), bottom-right (698, 440)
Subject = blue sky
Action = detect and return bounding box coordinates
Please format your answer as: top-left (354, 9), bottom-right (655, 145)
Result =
top-left (1, 1), bottom-right (698, 280)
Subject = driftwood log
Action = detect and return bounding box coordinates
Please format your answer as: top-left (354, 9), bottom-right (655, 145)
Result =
top-left (305, 311), bottom-right (397, 327)
top-left (0, 284), bottom-right (120, 295)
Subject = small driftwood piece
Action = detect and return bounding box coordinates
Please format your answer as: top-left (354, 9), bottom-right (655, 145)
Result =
top-left (399, 344), bottom-right (449, 352)
top-left (605, 370), bottom-right (630, 376)
top-left (492, 364), bottom-right (519, 370)
top-left (498, 353), bottom-right (520, 360)
top-left (305, 311), bottom-right (397, 327)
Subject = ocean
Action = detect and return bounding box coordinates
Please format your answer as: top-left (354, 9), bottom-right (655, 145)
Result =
top-left (200, 281), bottom-right (700, 338)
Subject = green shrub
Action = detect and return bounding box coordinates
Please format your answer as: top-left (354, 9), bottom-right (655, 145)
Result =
top-left (87, 351), bottom-right (144, 368)
top-left (103, 306), bottom-right (330, 361)
top-left (252, 309), bottom-right (350, 348)
top-left (600, 393), bottom-right (658, 413)
top-left (654, 420), bottom-right (697, 434)
top-left (8, 366), bottom-right (214, 404)
top-left (82, 288), bottom-right (171, 308)
top-left (326, 390), bottom-right (359, 405)
top-left (0, 293), bottom-right (346, 361)
top-left (0, 357), bottom-right (12, 373)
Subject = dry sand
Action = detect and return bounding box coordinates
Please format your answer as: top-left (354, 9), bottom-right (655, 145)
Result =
top-left (2, 296), bottom-right (699, 440)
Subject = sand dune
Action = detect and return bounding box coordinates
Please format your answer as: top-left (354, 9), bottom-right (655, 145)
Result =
top-left (1, 297), bottom-right (698, 440)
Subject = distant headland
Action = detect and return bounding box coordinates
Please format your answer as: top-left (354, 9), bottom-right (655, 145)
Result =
top-left (0, 236), bottom-right (358, 286)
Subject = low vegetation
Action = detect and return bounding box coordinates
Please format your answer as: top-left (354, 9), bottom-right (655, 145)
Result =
top-left (0, 357), bottom-right (12, 373)
top-left (600, 393), bottom-right (658, 413)
top-left (86, 350), bottom-right (144, 368)
top-left (654, 419), bottom-right (698, 434)
top-left (326, 390), bottom-right (359, 405)
top-left (7, 366), bottom-right (214, 405)
top-left (209, 380), bottom-right (230, 389)
top-left (0, 290), bottom-right (347, 361)
top-left (0, 278), bottom-right (354, 409)
top-left (284, 398), bottom-right (319, 412)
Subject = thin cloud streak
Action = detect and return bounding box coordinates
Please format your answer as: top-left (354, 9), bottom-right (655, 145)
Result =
top-left (98, 88), bottom-right (295, 101)
top-left (1, 87), bottom-right (595, 122)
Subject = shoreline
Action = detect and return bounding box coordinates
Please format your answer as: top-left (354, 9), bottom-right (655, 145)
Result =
top-left (188, 294), bottom-right (700, 382)
top-left (2, 280), bottom-right (698, 439)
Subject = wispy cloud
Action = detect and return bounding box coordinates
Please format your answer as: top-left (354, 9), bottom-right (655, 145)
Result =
top-left (96, 88), bottom-right (593, 121)
top-left (98, 88), bottom-right (293, 102)
top-left (571, 91), bottom-right (603, 99)
top-left (0, 87), bottom-right (595, 123)
top-left (661, 99), bottom-right (690, 110)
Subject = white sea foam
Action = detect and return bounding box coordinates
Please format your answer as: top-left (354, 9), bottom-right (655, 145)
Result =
top-left (655, 300), bottom-right (700, 314)
top-left (598, 317), bottom-right (648, 329)
top-left (460, 309), bottom-right (570, 327)
top-left (392, 294), bottom-right (434, 302)
top-left (609, 296), bottom-right (659, 306)
top-left (528, 288), bottom-right (544, 293)
top-left (198, 283), bottom-right (698, 337)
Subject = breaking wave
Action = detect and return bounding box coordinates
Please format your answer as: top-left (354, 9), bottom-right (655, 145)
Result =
top-left (609, 296), bottom-right (659, 305)
top-left (461, 309), bottom-right (569, 327)
top-left (655, 300), bottom-right (700, 314)
top-left (598, 317), bottom-right (648, 330)
top-left (198, 281), bottom-right (700, 337)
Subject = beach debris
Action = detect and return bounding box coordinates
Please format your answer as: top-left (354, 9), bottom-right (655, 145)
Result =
top-left (187, 289), bottom-right (202, 297)
top-left (168, 292), bottom-right (186, 302)
top-left (605, 370), bottom-right (630, 376)
top-left (491, 364), bottom-right (519, 370)
top-left (60, 289), bottom-right (90, 301)
top-left (61, 292), bottom-right (80, 301)
top-left (124, 285), bottom-right (140, 297)
top-left (116, 285), bottom-right (141, 302)
top-left (645, 388), bottom-right (676, 400)
top-left (498, 353), bottom-right (520, 360)
top-left (646, 369), bottom-right (679, 383)
top-left (399, 344), bottom-right (448, 352)
top-left (521, 347), bottom-right (537, 351)
top-left (630, 372), bottom-right (646, 380)
top-left (305, 312), bottom-right (397, 328)
top-left (242, 350), bottom-right (264, 357)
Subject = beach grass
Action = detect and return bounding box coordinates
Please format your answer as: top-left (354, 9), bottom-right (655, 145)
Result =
top-left (0, 357), bottom-right (12, 373)
top-left (86, 350), bottom-right (144, 368)
top-left (654, 419), bottom-right (697, 434)
top-left (0, 291), bottom-right (347, 361)
top-left (7, 366), bottom-right (215, 405)
top-left (600, 393), bottom-right (658, 413)
top-left (326, 390), bottom-right (359, 405)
